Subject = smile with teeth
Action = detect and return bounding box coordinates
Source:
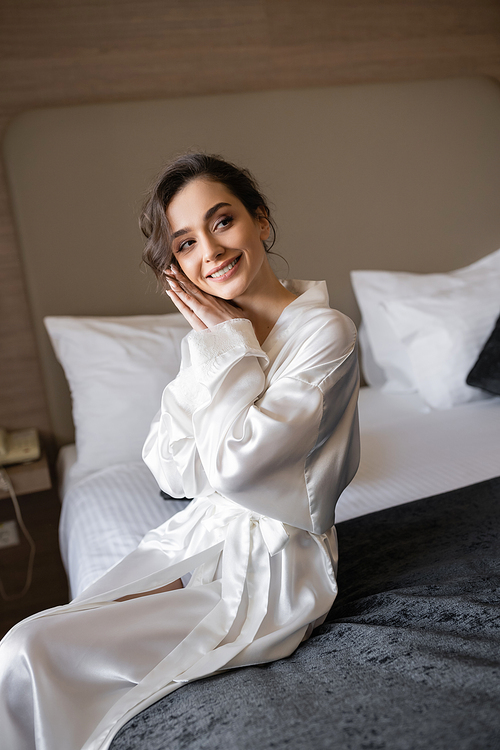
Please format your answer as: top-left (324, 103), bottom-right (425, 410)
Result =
top-left (208, 256), bottom-right (241, 278)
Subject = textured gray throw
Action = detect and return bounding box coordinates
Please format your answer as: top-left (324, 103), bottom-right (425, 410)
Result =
top-left (112, 476), bottom-right (500, 750)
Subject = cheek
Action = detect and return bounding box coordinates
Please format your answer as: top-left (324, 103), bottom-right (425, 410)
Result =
top-left (176, 256), bottom-right (195, 280)
top-left (177, 256), bottom-right (207, 290)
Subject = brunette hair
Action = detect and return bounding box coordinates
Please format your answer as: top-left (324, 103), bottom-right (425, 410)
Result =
top-left (140, 153), bottom-right (276, 288)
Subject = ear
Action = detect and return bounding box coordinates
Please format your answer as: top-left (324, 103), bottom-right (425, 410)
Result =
top-left (256, 207), bottom-right (271, 241)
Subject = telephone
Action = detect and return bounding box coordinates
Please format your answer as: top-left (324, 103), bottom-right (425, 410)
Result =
top-left (0, 428), bottom-right (41, 466)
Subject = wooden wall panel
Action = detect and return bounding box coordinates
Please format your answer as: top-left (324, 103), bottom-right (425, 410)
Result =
top-left (0, 0), bottom-right (499, 441)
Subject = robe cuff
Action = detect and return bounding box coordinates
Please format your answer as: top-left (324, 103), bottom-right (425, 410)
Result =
top-left (187, 319), bottom-right (265, 369)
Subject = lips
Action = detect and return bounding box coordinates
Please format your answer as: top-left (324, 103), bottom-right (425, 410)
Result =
top-left (207, 255), bottom-right (242, 279)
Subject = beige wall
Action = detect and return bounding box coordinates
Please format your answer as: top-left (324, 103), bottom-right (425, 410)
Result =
top-left (1, 0), bottom-right (500, 445)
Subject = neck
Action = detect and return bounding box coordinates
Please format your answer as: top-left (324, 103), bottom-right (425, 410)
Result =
top-left (234, 261), bottom-right (297, 345)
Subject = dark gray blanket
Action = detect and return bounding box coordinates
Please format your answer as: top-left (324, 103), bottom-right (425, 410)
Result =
top-left (112, 476), bottom-right (500, 750)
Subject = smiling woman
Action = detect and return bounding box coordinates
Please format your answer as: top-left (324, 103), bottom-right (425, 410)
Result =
top-left (167, 180), bottom-right (270, 301)
top-left (0, 153), bottom-right (360, 750)
top-left (141, 154), bottom-right (297, 343)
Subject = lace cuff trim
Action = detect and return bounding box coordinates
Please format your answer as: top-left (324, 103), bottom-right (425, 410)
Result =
top-left (187, 319), bottom-right (264, 369)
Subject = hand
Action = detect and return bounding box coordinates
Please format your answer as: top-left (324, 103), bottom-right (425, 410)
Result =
top-left (165, 265), bottom-right (246, 332)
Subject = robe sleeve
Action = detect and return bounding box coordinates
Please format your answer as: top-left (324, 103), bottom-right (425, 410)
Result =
top-left (143, 316), bottom-right (358, 532)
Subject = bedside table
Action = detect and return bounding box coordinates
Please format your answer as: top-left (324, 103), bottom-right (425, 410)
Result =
top-left (0, 457), bottom-right (68, 636)
top-left (0, 454), bottom-right (52, 500)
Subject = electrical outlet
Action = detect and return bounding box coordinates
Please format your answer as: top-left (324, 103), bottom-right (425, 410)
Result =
top-left (0, 520), bottom-right (19, 549)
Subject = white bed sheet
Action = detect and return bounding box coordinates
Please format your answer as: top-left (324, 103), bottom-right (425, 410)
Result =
top-left (58, 387), bottom-right (500, 598)
top-left (337, 388), bottom-right (500, 520)
top-left (58, 451), bottom-right (190, 598)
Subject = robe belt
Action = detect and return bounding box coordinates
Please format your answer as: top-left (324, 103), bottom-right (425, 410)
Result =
top-left (201, 493), bottom-right (289, 557)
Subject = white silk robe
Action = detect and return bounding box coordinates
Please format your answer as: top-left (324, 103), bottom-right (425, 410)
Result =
top-left (0, 280), bottom-right (360, 750)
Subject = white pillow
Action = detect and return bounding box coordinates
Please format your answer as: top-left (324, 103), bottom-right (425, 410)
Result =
top-left (357, 322), bottom-right (386, 388)
top-left (44, 314), bottom-right (191, 475)
top-left (382, 279), bottom-right (500, 409)
top-left (350, 248), bottom-right (500, 393)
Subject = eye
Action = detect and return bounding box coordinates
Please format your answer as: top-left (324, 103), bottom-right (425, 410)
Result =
top-left (214, 215), bottom-right (233, 230)
top-left (177, 238), bottom-right (195, 253)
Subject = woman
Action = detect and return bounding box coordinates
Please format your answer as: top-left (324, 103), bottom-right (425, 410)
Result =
top-left (0, 153), bottom-right (360, 750)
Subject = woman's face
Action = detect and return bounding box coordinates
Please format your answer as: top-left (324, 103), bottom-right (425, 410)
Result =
top-left (166, 178), bottom-right (270, 301)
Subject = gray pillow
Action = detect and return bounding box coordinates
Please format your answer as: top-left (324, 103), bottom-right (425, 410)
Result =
top-left (466, 313), bottom-right (500, 395)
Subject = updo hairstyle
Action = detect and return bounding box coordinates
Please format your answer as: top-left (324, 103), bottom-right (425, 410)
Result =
top-left (140, 153), bottom-right (276, 289)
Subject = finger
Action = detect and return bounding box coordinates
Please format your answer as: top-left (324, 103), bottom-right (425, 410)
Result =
top-left (166, 290), bottom-right (207, 331)
top-left (166, 288), bottom-right (194, 315)
top-left (168, 276), bottom-right (209, 308)
top-left (169, 264), bottom-right (190, 285)
top-left (164, 271), bottom-right (191, 300)
top-left (165, 274), bottom-right (189, 294)
top-left (166, 278), bottom-right (183, 293)
top-left (164, 268), bottom-right (189, 291)
top-left (170, 286), bottom-right (213, 319)
top-left (169, 265), bottom-right (205, 298)
top-left (167, 272), bottom-right (246, 329)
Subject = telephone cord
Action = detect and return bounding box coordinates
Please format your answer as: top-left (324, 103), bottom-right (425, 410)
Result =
top-left (0, 467), bottom-right (36, 601)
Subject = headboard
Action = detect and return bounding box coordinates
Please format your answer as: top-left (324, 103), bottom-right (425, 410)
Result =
top-left (4, 76), bottom-right (500, 446)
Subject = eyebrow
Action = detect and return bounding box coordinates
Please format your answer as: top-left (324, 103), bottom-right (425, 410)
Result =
top-left (172, 202), bottom-right (232, 239)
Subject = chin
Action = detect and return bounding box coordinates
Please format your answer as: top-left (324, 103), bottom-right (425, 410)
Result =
top-left (205, 280), bottom-right (246, 300)
top-left (212, 289), bottom-right (238, 301)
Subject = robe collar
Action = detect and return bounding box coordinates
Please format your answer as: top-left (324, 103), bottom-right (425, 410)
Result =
top-left (262, 279), bottom-right (330, 353)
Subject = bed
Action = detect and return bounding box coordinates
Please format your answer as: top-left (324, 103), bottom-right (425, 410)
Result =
top-left (47, 251), bottom-right (500, 749)
top-left (48, 312), bottom-right (500, 750)
top-left (3, 77), bottom-right (500, 748)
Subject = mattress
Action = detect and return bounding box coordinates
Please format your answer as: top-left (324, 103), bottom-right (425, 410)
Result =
top-left (58, 387), bottom-right (500, 598)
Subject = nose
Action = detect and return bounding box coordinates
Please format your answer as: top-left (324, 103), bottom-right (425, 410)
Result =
top-left (201, 232), bottom-right (224, 263)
